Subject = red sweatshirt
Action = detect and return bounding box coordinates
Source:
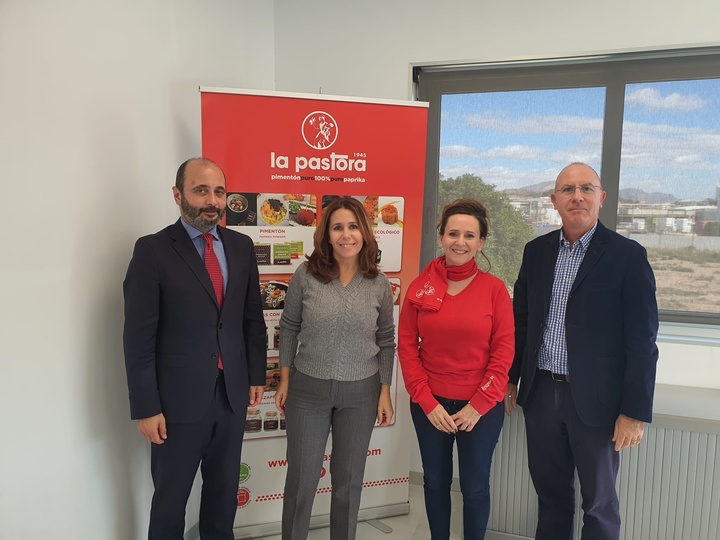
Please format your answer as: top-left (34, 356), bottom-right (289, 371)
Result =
top-left (398, 271), bottom-right (514, 416)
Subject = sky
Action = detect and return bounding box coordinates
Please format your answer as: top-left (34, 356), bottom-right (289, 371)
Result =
top-left (439, 79), bottom-right (720, 201)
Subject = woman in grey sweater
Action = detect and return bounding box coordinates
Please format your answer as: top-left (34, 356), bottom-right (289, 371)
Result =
top-left (275, 196), bottom-right (396, 540)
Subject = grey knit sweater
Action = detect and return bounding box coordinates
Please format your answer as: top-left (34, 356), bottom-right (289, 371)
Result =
top-left (278, 263), bottom-right (396, 385)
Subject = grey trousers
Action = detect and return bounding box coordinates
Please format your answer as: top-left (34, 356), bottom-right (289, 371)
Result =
top-left (281, 369), bottom-right (380, 540)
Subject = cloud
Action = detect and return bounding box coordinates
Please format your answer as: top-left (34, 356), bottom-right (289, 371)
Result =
top-left (617, 121), bottom-right (720, 198)
top-left (441, 107), bottom-right (720, 198)
top-left (441, 143), bottom-right (545, 161)
top-left (439, 163), bottom-right (560, 190)
top-left (440, 145), bottom-right (478, 159)
top-left (621, 121), bottom-right (720, 168)
top-left (440, 141), bottom-right (603, 189)
top-left (464, 111), bottom-right (603, 137)
top-left (674, 154), bottom-right (703, 164)
top-left (625, 87), bottom-right (707, 112)
top-left (481, 145), bottom-right (544, 161)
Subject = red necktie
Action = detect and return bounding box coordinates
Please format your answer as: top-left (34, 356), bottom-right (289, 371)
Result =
top-left (202, 233), bottom-right (224, 370)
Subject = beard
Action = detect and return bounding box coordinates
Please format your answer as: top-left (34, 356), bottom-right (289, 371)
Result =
top-left (180, 195), bottom-right (225, 232)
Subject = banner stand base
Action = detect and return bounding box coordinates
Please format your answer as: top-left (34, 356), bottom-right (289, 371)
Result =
top-left (366, 519), bottom-right (393, 533)
top-left (232, 502), bottom-right (410, 539)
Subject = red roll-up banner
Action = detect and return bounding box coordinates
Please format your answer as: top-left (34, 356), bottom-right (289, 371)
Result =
top-left (201, 88), bottom-right (428, 534)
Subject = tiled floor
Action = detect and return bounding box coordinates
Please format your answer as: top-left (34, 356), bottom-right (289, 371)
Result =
top-left (258, 484), bottom-right (465, 539)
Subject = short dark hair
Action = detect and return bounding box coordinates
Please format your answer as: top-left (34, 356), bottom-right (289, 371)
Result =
top-left (438, 198), bottom-right (492, 269)
top-left (306, 197), bottom-right (379, 283)
top-left (438, 198), bottom-right (489, 238)
top-left (175, 157), bottom-right (222, 193)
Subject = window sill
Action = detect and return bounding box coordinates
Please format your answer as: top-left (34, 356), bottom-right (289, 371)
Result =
top-left (653, 383), bottom-right (720, 423)
top-left (658, 321), bottom-right (720, 348)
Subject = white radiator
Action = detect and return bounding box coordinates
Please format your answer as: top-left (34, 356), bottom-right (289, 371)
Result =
top-left (486, 411), bottom-right (720, 540)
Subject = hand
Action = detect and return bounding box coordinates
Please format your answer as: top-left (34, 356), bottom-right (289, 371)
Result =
top-left (504, 384), bottom-right (518, 416)
top-left (427, 404), bottom-right (457, 434)
top-left (274, 380), bottom-right (288, 413)
top-left (248, 386), bottom-right (264, 406)
top-left (377, 386), bottom-right (394, 426)
top-left (274, 367), bottom-right (291, 413)
top-left (612, 414), bottom-right (645, 451)
top-left (137, 413), bottom-right (167, 445)
top-left (451, 403), bottom-right (481, 432)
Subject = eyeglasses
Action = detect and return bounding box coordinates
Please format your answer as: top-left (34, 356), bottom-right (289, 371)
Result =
top-left (554, 184), bottom-right (603, 197)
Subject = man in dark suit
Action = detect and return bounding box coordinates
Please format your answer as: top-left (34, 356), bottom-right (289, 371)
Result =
top-left (505, 162), bottom-right (659, 540)
top-left (123, 157), bottom-right (266, 540)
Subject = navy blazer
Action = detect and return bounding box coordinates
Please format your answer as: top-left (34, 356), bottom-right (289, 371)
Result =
top-left (123, 219), bottom-right (266, 423)
top-left (509, 221), bottom-right (659, 427)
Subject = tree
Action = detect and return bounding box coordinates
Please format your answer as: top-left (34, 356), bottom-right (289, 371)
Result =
top-left (437, 174), bottom-right (535, 289)
top-left (703, 221), bottom-right (720, 237)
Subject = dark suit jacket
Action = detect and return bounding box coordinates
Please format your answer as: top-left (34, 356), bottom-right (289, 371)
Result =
top-left (509, 221), bottom-right (659, 427)
top-left (123, 219), bottom-right (266, 423)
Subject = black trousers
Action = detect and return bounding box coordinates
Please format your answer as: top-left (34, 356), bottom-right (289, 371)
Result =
top-left (523, 370), bottom-right (620, 540)
top-left (149, 372), bottom-right (245, 540)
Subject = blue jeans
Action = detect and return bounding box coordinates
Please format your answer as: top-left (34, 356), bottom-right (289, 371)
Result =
top-left (411, 397), bottom-right (504, 540)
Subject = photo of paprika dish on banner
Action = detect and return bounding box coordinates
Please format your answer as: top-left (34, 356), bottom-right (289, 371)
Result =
top-left (242, 278), bottom-right (291, 441)
top-left (225, 192), bottom-right (317, 273)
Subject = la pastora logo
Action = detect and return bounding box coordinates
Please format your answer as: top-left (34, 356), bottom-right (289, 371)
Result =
top-left (302, 111), bottom-right (339, 150)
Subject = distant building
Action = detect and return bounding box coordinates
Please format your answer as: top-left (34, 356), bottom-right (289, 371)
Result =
top-left (507, 193), bottom-right (719, 237)
top-left (509, 197), bottom-right (561, 228)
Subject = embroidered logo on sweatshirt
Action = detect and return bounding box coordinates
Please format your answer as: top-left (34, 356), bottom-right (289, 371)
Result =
top-left (415, 280), bottom-right (435, 298)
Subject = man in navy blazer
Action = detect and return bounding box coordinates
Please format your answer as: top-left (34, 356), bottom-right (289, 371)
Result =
top-left (505, 163), bottom-right (659, 540)
top-left (123, 158), bottom-right (266, 540)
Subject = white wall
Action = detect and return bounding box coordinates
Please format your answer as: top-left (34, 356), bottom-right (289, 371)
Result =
top-left (3, 2), bottom-right (719, 537)
top-left (273, 0), bottom-right (720, 101)
top-left (0, 2), bottom-right (274, 539)
top-left (271, 0), bottom-right (720, 472)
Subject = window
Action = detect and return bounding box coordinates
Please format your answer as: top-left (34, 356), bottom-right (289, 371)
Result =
top-left (417, 49), bottom-right (720, 323)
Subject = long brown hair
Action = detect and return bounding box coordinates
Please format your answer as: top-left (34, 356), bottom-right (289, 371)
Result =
top-left (306, 197), bottom-right (379, 282)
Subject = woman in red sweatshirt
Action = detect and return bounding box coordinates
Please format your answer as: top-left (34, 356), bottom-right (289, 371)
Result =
top-left (398, 198), bottom-right (514, 540)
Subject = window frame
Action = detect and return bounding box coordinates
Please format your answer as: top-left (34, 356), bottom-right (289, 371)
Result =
top-left (416, 47), bottom-right (720, 325)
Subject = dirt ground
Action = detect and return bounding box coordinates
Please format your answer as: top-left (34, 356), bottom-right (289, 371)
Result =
top-left (647, 255), bottom-right (720, 314)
